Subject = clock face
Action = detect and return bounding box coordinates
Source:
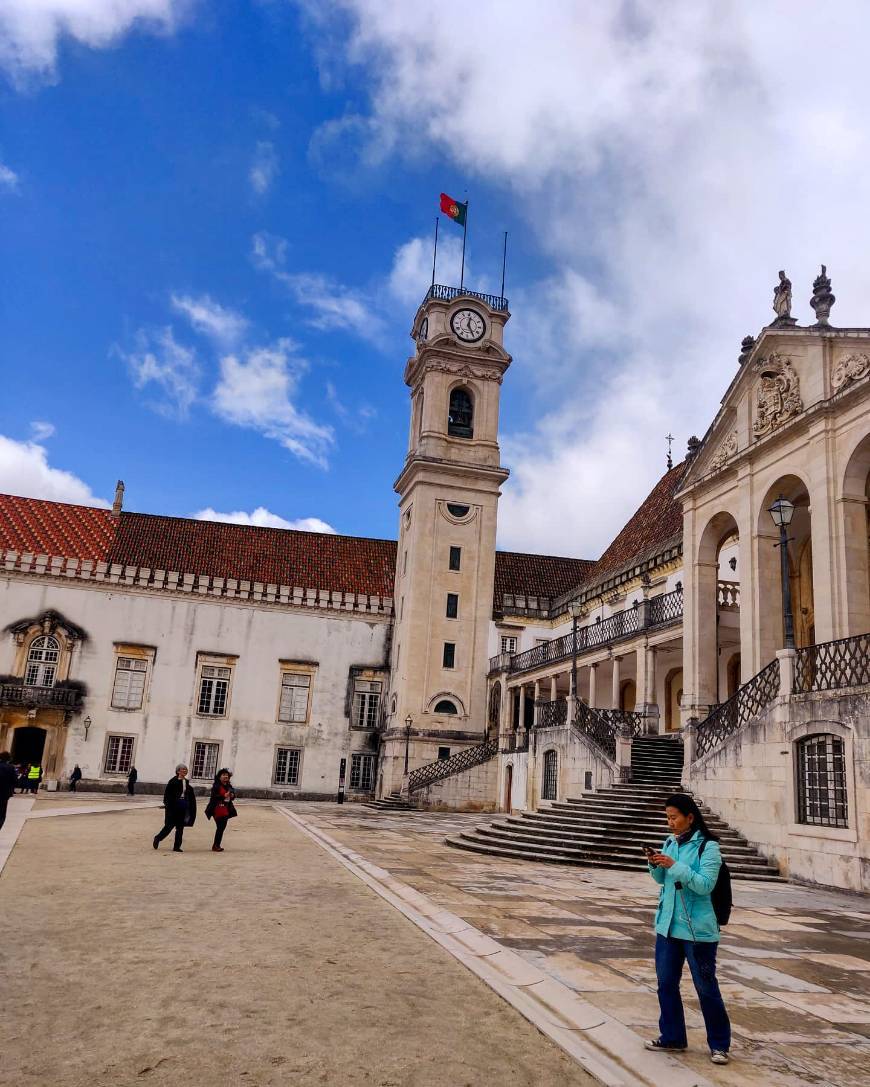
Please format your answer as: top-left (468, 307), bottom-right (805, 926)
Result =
top-left (450, 308), bottom-right (485, 343)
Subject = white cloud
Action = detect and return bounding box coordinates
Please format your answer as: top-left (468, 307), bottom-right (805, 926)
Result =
top-left (29, 420), bottom-right (55, 441)
top-left (304, 2), bottom-right (870, 556)
top-left (211, 338), bottom-right (334, 467)
top-left (0, 0), bottom-right (191, 84)
top-left (119, 326), bottom-right (200, 419)
top-left (0, 433), bottom-right (107, 506)
top-left (0, 162), bottom-right (18, 190)
top-left (170, 293), bottom-right (248, 347)
top-left (249, 140), bottom-right (279, 195)
top-left (388, 233), bottom-right (466, 307)
top-left (194, 506), bottom-right (336, 534)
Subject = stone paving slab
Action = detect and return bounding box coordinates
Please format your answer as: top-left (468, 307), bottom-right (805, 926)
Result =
top-left (287, 803), bottom-right (870, 1087)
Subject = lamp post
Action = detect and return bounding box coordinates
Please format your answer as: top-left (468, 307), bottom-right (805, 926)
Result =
top-left (767, 494), bottom-right (796, 650)
top-left (83, 715), bottom-right (91, 741)
top-left (568, 601), bottom-right (584, 699)
top-left (403, 715), bottom-right (413, 775)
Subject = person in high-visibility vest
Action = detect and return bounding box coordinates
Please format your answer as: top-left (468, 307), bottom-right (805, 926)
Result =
top-left (27, 763), bottom-right (41, 794)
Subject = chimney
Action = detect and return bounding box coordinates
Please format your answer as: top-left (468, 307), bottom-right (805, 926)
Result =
top-left (111, 480), bottom-right (125, 520)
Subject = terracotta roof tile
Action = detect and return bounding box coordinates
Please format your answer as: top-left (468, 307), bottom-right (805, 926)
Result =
top-left (0, 494), bottom-right (116, 561)
top-left (493, 550), bottom-right (595, 608)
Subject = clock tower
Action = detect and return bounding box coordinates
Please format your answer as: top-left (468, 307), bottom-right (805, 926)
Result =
top-left (381, 286), bottom-right (511, 796)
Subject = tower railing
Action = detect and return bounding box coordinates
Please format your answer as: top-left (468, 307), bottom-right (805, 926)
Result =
top-left (425, 284), bottom-right (509, 313)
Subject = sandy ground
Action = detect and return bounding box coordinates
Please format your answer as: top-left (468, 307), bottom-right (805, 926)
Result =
top-left (0, 806), bottom-right (594, 1087)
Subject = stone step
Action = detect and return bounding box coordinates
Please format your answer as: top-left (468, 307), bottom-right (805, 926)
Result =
top-left (508, 815), bottom-right (750, 844)
top-left (484, 823), bottom-right (765, 860)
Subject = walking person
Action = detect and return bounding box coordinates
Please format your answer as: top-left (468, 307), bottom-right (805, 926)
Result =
top-left (127, 766), bottom-right (138, 796)
top-left (152, 764), bottom-right (196, 853)
top-left (0, 751), bottom-right (18, 833)
top-left (644, 793), bottom-right (731, 1066)
top-left (69, 765), bottom-right (82, 791)
top-left (205, 768), bottom-right (237, 852)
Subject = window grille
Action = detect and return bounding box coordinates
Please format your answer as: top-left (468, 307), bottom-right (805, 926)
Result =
top-left (350, 753), bottom-right (375, 791)
top-left (274, 747), bottom-right (301, 786)
top-left (197, 665), bottom-right (231, 716)
top-left (111, 657), bottom-right (148, 709)
top-left (796, 734), bottom-right (848, 828)
top-left (25, 635), bottom-right (59, 687)
top-left (192, 741), bottom-right (220, 780)
top-left (446, 593), bottom-right (459, 619)
top-left (104, 734), bottom-right (135, 774)
top-left (352, 679), bottom-right (381, 729)
top-left (500, 636), bottom-right (517, 655)
top-left (278, 672), bottom-right (311, 723)
top-left (443, 642), bottom-right (456, 669)
top-left (542, 750), bottom-right (558, 801)
top-left (449, 546), bottom-right (461, 571)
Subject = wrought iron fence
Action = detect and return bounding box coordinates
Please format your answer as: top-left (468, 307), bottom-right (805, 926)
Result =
top-left (694, 658), bottom-right (780, 759)
top-left (593, 707), bottom-right (646, 737)
top-left (408, 739), bottom-right (499, 793)
top-left (794, 632), bottom-right (870, 693)
top-left (535, 698), bottom-right (567, 729)
top-left (649, 587), bottom-right (684, 628)
top-left (572, 700), bottom-right (617, 761)
top-left (0, 683), bottom-right (81, 709)
top-left (425, 283), bottom-right (509, 312)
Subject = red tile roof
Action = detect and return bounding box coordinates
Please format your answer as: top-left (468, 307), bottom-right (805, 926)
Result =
top-left (0, 494), bottom-right (116, 561)
top-left (494, 550), bottom-right (595, 607)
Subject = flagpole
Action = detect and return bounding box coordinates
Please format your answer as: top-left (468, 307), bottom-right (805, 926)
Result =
top-left (460, 201), bottom-right (468, 289)
top-left (500, 230), bottom-right (508, 300)
top-left (431, 217), bottom-right (439, 290)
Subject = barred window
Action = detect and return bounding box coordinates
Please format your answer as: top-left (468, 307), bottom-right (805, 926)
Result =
top-left (350, 753), bottom-right (375, 791)
top-left (104, 734), bottom-right (135, 774)
top-left (542, 749), bottom-right (558, 801)
top-left (25, 636), bottom-right (59, 687)
top-left (192, 741), bottom-right (220, 780)
top-left (500, 636), bottom-right (517, 655)
top-left (111, 657), bottom-right (148, 709)
top-left (278, 673), bottom-right (311, 723)
top-left (274, 747), bottom-right (301, 786)
top-left (197, 666), bottom-right (231, 716)
top-left (796, 734), bottom-right (848, 828)
top-left (352, 679), bottom-right (381, 729)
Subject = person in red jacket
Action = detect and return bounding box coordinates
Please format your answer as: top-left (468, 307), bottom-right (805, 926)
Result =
top-left (205, 768), bottom-right (237, 852)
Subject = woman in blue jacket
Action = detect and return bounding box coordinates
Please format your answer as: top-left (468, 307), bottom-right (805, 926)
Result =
top-left (646, 793), bottom-right (731, 1065)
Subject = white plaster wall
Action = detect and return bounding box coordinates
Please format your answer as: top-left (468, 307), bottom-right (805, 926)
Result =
top-left (0, 576), bottom-right (390, 795)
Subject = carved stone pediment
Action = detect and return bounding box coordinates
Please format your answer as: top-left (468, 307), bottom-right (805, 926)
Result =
top-left (424, 358), bottom-right (504, 384)
top-left (831, 352), bottom-right (870, 392)
top-left (709, 430), bottom-right (738, 471)
top-left (752, 353), bottom-right (803, 439)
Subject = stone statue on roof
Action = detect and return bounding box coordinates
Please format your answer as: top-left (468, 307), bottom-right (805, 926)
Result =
top-left (772, 270), bottom-right (792, 321)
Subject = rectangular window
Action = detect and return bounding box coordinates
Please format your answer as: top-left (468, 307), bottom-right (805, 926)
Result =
top-left (446, 593), bottom-right (459, 619)
top-left (192, 741), bottom-right (220, 780)
top-left (797, 734), bottom-right (848, 827)
top-left (274, 747), bottom-right (301, 786)
top-left (438, 746), bottom-right (451, 761)
top-left (350, 753), bottom-right (375, 791)
top-left (443, 642), bottom-right (455, 669)
top-left (278, 672), bottom-right (311, 723)
top-left (111, 657), bottom-right (148, 709)
top-left (449, 546), bottom-right (461, 571)
top-left (501, 636), bottom-right (518, 655)
top-left (104, 734), bottom-right (135, 774)
top-left (197, 665), bottom-right (231, 716)
top-left (352, 679), bottom-right (382, 729)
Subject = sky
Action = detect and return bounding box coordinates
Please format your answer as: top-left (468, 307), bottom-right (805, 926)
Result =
top-left (2, 1), bottom-right (870, 558)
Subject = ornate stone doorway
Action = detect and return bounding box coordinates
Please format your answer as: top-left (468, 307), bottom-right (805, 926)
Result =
top-left (11, 726), bottom-right (47, 765)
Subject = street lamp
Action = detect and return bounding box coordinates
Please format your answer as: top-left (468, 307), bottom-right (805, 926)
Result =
top-left (767, 494), bottom-right (796, 650)
top-left (568, 601), bottom-right (584, 699)
top-left (403, 715), bottom-right (413, 775)
top-left (83, 715), bottom-right (92, 741)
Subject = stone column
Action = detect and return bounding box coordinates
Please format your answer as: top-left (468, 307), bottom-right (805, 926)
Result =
top-left (533, 680), bottom-right (541, 725)
top-left (840, 495), bottom-right (870, 637)
top-left (516, 685), bottom-right (527, 749)
top-left (638, 642), bottom-right (660, 734)
top-left (588, 663), bottom-right (598, 709)
top-left (550, 675), bottom-right (558, 702)
top-left (615, 724), bottom-right (632, 782)
top-left (611, 655), bottom-right (621, 709)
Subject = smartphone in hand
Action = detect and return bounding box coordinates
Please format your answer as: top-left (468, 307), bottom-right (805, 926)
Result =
top-left (643, 845), bottom-right (657, 864)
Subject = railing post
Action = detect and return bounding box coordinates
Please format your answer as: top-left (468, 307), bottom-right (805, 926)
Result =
top-left (776, 647), bottom-right (796, 699)
top-left (682, 717), bottom-right (697, 779)
top-left (615, 723), bottom-right (632, 782)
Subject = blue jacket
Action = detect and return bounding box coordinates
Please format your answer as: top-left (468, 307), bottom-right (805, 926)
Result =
top-left (649, 830), bottom-right (721, 942)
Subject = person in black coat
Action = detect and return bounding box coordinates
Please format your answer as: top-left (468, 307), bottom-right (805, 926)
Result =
top-left (204, 768), bottom-right (237, 852)
top-left (152, 764), bottom-right (196, 852)
top-left (69, 765), bottom-right (83, 792)
top-left (0, 751), bottom-right (18, 833)
top-left (127, 766), bottom-right (138, 796)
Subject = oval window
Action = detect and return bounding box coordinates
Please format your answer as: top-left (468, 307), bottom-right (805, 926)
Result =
top-left (447, 503), bottom-right (470, 517)
top-left (433, 700), bottom-right (458, 715)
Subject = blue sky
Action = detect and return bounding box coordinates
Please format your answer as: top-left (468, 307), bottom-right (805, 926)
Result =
top-left (3, 3), bottom-right (870, 556)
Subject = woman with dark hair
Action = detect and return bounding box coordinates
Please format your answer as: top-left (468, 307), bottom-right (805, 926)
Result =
top-left (644, 793), bottom-right (731, 1066)
top-left (205, 768), bottom-right (237, 852)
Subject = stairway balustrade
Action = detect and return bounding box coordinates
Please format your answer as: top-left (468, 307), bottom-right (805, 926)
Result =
top-left (407, 739), bottom-right (499, 794)
top-left (794, 631), bottom-right (870, 693)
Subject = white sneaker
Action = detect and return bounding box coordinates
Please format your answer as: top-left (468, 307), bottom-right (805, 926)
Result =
top-left (710, 1050), bottom-right (729, 1065)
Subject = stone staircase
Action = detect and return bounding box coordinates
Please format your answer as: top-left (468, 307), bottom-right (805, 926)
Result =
top-left (365, 791), bottom-right (416, 812)
top-left (447, 734), bottom-right (784, 881)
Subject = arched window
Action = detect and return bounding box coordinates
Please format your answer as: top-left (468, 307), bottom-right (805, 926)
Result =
top-left (542, 749), bottom-right (558, 801)
top-left (796, 734), bottom-right (848, 827)
top-left (447, 387), bottom-right (474, 438)
top-left (433, 699), bottom-right (458, 715)
top-left (25, 636), bottom-right (60, 687)
top-left (488, 684), bottom-right (501, 732)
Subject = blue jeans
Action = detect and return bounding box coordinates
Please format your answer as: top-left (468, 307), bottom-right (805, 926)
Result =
top-left (655, 934), bottom-right (731, 1052)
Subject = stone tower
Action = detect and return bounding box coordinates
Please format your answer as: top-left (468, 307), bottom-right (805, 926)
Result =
top-left (380, 286), bottom-right (511, 796)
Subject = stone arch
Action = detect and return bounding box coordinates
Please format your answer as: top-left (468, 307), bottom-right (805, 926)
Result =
top-left (840, 431), bottom-right (870, 635)
top-left (664, 667), bottom-right (683, 731)
top-left (425, 691), bottom-right (467, 716)
top-left (447, 384), bottom-right (474, 439)
top-left (695, 510), bottom-right (742, 706)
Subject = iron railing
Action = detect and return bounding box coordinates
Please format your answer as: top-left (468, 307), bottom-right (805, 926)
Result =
top-left (407, 739), bottom-right (498, 793)
top-left (592, 707), bottom-right (646, 737)
top-left (425, 283), bottom-right (509, 312)
top-left (794, 632), bottom-right (870, 693)
top-left (649, 587), bottom-right (684, 627)
top-left (694, 659), bottom-right (780, 759)
top-left (535, 698), bottom-right (567, 729)
top-left (572, 700), bottom-right (617, 761)
top-left (0, 683), bottom-right (81, 710)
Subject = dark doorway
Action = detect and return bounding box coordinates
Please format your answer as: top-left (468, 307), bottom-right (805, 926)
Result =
top-left (504, 764), bottom-right (513, 811)
top-left (12, 726), bottom-right (47, 765)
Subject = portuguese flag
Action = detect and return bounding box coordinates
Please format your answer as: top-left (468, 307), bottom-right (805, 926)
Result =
top-left (440, 192), bottom-right (467, 227)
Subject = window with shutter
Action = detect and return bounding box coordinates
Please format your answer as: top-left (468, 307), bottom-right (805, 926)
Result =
top-left (278, 673), bottom-right (311, 723)
top-left (352, 680), bottom-right (382, 729)
top-left (111, 657), bottom-right (148, 709)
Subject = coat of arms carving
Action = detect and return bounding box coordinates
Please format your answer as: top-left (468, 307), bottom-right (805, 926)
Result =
top-left (709, 430), bottom-right (738, 471)
top-left (831, 352), bottom-right (870, 392)
top-left (752, 353), bottom-right (803, 439)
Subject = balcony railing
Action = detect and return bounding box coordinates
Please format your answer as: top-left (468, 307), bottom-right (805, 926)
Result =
top-left (717, 580), bottom-right (740, 608)
top-left (0, 683), bottom-right (82, 710)
top-left (425, 283), bottom-right (509, 313)
top-left (794, 632), bottom-right (870, 693)
top-left (694, 658), bottom-right (780, 760)
top-left (535, 698), bottom-right (567, 729)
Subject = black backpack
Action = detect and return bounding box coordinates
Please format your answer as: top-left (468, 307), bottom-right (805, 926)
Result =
top-left (699, 837), bottom-right (732, 926)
